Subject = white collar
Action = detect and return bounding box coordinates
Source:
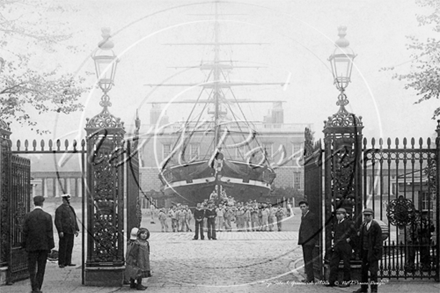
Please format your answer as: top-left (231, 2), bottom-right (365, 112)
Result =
top-left (34, 206), bottom-right (43, 210)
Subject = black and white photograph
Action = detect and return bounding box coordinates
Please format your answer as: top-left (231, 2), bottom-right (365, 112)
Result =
top-left (0, 1), bottom-right (439, 292)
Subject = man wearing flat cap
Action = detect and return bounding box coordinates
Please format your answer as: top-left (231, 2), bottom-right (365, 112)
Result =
top-left (352, 208), bottom-right (382, 293)
top-left (55, 194), bottom-right (79, 268)
top-left (22, 195), bottom-right (55, 293)
top-left (326, 208), bottom-right (356, 287)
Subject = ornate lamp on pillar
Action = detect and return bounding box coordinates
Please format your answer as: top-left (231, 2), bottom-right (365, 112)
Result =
top-left (323, 27), bottom-right (364, 267)
top-left (84, 28), bottom-right (126, 286)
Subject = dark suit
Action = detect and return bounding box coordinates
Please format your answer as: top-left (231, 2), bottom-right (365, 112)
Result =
top-left (328, 218), bottom-right (356, 285)
top-left (298, 211), bottom-right (318, 282)
top-left (358, 220), bottom-right (382, 293)
top-left (22, 207), bottom-right (55, 292)
top-left (55, 203), bottom-right (79, 266)
top-left (193, 208), bottom-right (205, 240)
top-left (205, 208), bottom-right (217, 240)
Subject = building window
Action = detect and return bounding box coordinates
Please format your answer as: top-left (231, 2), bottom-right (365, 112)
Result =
top-left (190, 144), bottom-right (200, 160)
top-left (294, 172), bottom-right (301, 189)
top-left (163, 144), bottom-right (171, 159)
top-left (421, 191), bottom-right (434, 211)
top-left (292, 143), bottom-right (303, 157)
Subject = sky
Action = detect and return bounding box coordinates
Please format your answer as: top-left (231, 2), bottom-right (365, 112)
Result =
top-left (6, 0), bottom-right (438, 144)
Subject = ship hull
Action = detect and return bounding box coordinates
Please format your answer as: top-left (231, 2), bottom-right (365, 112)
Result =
top-left (160, 159), bottom-right (276, 206)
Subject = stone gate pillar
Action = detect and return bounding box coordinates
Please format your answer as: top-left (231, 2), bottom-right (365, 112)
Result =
top-left (84, 107), bottom-right (125, 286)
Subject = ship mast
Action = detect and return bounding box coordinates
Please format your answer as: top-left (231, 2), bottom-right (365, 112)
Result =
top-left (146, 1), bottom-right (288, 173)
top-left (212, 0), bottom-right (222, 200)
top-left (213, 0), bottom-right (221, 149)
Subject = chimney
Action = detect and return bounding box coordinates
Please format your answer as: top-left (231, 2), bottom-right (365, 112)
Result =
top-left (271, 102), bottom-right (284, 124)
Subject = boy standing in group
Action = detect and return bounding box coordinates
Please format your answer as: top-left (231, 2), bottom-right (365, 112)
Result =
top-left (326, 208), bottom-right (355, 287)
top-left (352, 208), bottom-right (383, 293)
top-left (193, 203), bottom-right (205, 240)
top-left (205, 202), bottom-right (217, 240)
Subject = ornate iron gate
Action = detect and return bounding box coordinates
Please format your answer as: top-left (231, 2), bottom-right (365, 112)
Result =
top-left (304, 113), bottom-right (439, 281)
top-left (362, 135), bottom-right (440, 280)
top-left (303, 127), bottom-right (323, 279)
top-left (0, 124), bottom-right (31, 284)
top-left (8, 155), bottom-right (31, 283)
top-left (11, 138), bottom-right (87, 284)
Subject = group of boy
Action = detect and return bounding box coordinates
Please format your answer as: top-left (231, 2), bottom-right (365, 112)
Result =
top-left (156, 199), bottom-right (289, 234)
top-left (298, 200), bottom-right (384, 293)
top-left (157, 204), bottom-right (193, 232)
top-left (215, 202), bottom-right (287, 232)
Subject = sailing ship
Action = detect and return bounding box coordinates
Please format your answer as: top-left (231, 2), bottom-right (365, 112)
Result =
top-left (149, 2), bottom-right (285, 206)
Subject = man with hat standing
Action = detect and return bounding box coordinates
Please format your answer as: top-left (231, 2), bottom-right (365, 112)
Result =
top-left (326, 208), bottom-right (356, 287)
top-left (298, 200), bottom-right (319, 283)
top-left (55, 194), bottom-right (79, 268)
top-left (353, 208), bottom-right (382, 293)
top-left (22, 195), bottom-right (55, 293)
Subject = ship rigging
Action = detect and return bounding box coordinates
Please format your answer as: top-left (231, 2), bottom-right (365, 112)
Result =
top-left (146, 1), bottom-right (288, 205)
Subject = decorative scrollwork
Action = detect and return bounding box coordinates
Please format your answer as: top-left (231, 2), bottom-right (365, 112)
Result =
top-left (324, 102), bottom-right (363, 129)
top-left (336, 92), bottom-right (349, 108)
top-left (426, 155), bottom-right (437, 200)
top-left (331, 140), bottom-right (357, 212)
top-left (99, 94), bottom-right (112, 108)
top-left (86, 107), bottom-right (124, 129)
top-left (0, 119), bottom-right (10, 132)
top-left (386, 196), bottom-right (417, 227)
top-left (304, 127), bottom-right (314, 158)
top-left (88, 129), bottom-right (124, 265)
top-left (0, 119), bottom-right (11, 140)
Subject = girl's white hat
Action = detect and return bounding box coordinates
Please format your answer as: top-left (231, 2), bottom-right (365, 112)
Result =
top-left (130, 228), bottom-right (139, 240)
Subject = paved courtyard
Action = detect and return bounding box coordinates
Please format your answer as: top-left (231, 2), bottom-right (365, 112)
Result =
top-left (148, 231), bottom-right (301, 287)
top-left (2, 206), bottom-right (439, 292)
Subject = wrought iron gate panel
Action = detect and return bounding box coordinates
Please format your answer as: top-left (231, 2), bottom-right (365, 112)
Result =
top-left (8, 155), bottom-right (31, 283)
top-left (362, 137), bottom-right (439, 280)
top-left (86, 129), bottom-right (125, 266)
top-left (0, 125), bottom-right (31, 284)
top-left (0, 138), bottom-right (12, 268)
top-left (304, 127), bottom-right (323, 279)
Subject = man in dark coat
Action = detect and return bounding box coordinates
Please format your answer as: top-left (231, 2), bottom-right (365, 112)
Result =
top-left (298, 200), bottom-right (319, 283)
top-left (353, 208), bottom-right (383, 293)
top-left (326, 208), bottom-right (356, 287)
top-left (205, 202), bottom-right (217, 240)
top-left (55, 194), bottom-right (79, 268)
top-left (22, 195), bottom-right (55, 293)
top-left (193, 203), bottom-right (205, 240)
